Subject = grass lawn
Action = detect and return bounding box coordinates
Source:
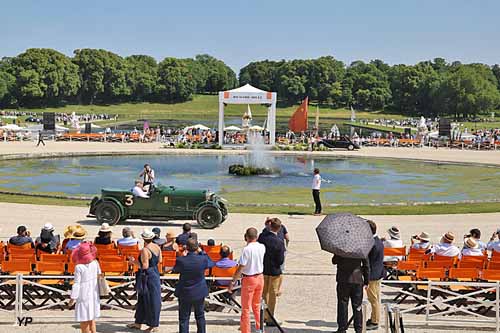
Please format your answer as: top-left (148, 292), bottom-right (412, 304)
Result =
top-left (6, 95), bottom-right (404, 128)
top-left (1, 193), bottom-right (500, 216)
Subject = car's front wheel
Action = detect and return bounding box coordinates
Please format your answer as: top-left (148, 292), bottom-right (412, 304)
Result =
top-left (96, 201), bottom-right (122, 225)
top-left (347, 144), bottom-right (355, 151)
top-left (196, 206), bottom-right (223, 229)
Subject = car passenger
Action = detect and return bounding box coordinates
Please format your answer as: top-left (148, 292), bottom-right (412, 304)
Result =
top-left (132, 180), bottom-right (149, 198)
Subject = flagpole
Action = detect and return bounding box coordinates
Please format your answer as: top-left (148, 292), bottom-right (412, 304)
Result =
top-left (315, 105), bottom-right (320, 136)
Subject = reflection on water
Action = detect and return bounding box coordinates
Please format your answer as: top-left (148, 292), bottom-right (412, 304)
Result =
top-left (1, 154), bottom-right (499, 204)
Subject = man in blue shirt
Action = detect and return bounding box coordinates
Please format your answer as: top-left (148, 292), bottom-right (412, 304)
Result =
top-left (215, 245), bottom-right (237, 286)
top-left (173, 238), bottom-right (214, 333)
top-left (9, 225), bottom-right (34, 247)
top-left (176, 223), bottom-right (192, 246)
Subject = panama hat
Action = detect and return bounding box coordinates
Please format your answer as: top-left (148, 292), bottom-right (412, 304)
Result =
top-left (71, 242), bottom-right (97, 265)
top-left (63, 225), bottom-right (75, 239)
top-left (442, 231), bottom-right (455, 244)
top-left (418, 232), bottom-right (430, 242)
top-left (42, 223), bottom-right (55, 232)
top-left (141, 228), bottom-right (155, 240)
top-left (166, 230), bottom-right (175, 239)
top-left (388, 226), bottom-right (401, 240)
top-left (99, 223), bottom-right (112, 233)
top-left (71, 225), bottom-right (87, 240)
top-left (465, 237), bottom-right (479, 249)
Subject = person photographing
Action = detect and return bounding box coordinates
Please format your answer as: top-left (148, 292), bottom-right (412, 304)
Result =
top-left (139, 164), bottom-right (155, 191)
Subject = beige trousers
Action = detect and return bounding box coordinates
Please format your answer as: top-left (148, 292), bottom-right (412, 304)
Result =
top-left (262, 275), bottom-right (283, 321)
top-left (366, 279), bottom-right (381, 324)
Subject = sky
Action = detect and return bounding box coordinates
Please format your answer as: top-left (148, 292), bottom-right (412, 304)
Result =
top-left (1, 0), bottom-right (499, 73)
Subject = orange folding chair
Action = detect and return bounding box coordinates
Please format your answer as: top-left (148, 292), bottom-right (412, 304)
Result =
top-left (1, 260), bottom-right (32, 275)
top-left (161, 251), bottom-right (177, 273)
top-left (210, 266), bottom-right (241, 311)
top-left (39, 253), bottom-right (69, 263)
top-left (482, 269), bottom-right (500, 281)
top-left (457, 256), bottom-right (487, 269)
top-left (416, 267), bottom-right (447, 281)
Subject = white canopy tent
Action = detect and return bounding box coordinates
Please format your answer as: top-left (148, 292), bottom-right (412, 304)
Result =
top-left (218, 84), bottom-right (277, 146)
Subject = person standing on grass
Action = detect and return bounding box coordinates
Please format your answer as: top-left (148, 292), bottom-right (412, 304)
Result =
top-left (229, 228), bottom-right (266, 333)
top-left (312, 168), bottom-right (322, 215)
top-left (365, 220), bottom-right (384, 331)
top-left (36, 130), bottom-right (45, 147)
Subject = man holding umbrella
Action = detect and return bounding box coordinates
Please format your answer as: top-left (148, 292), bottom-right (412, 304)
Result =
top-left (316, 213), bottom-right (373, 333)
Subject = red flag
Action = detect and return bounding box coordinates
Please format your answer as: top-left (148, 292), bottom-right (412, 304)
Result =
top-left (288, 97), bottom-right (308, 132)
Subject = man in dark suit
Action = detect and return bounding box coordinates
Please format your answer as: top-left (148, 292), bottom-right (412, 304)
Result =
top-left (366, 220), bottom-right (384, 331)
top-left (173, 238), bottom-right (215, 333)
top-left (332, 252), bottom-right (370, 333)
top-left (258, 218), bottom-right (286, 327)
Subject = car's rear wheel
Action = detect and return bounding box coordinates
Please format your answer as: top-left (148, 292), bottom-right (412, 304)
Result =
top-left (96, 201), bottom-right (122, 225)
top-left (196, 206), bottom-right (222, 229)
top-left (347, 144), bottom-right (355, 151)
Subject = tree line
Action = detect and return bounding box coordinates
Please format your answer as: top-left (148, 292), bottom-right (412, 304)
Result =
top-left (1, 48), bottom-right (499, 119)
top-left (0, 48), bottom-right (237, 107)
top-left (240, 57), bottom-right (500, 119)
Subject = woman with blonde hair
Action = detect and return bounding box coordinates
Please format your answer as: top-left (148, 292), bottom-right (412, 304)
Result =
top-left (68, 242), bottom-right (101, 333)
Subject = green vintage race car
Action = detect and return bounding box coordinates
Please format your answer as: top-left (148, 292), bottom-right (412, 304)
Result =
top-left (88, 185), bottom-right (228, 229)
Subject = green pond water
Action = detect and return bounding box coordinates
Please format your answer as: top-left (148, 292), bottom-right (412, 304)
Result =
top-left (0, 154), bottom-right (498, 205)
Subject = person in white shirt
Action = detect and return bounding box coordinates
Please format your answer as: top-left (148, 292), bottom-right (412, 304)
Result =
top-left (117, 227), bottom-right (139, 247)
top-left (460, 238), bottom-right (483, 258)
top-left (132, 180), bottom-right (149, 198)
top-left (312, 168), bottom-right (322, 216)
top-left (382, 226), bottom-right (404, 262)
top-left (411, 232), bottom-right (432, 250)
top-left (427, 232), bottom-right (460, 257)
top-left (487, 229), bottom-right (500, 253)
top-left (468, 228), bottom-right (487, 251)
top-left (229, 228), bottom-right (266, 333)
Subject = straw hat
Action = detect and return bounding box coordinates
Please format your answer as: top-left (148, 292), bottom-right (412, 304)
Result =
top-left (465, 237), bottom-right (479, 249)
top-left (166, 230), bottom-right (175, 239)
top-left (388, 226), bottom-right (401, 240)
top-left (99, 223), bottom-right (112, 233)
top-left (42, 223), bottom-right (55, 232)
top-left (442, 231), bottom-right (455, 244)
top-left (71, 225), bottom-right (87, 240)
top-left (418, 232), bottom-right (430, 242)
top-left (64, 225), bottom-right (75, 239)
top-left (71, 242), bottom-right (97, 265)
top-left (141, 228), bottom-right (155, 240)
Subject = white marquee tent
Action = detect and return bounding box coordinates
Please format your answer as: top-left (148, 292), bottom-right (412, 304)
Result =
top-left (218, 84), bottom-right (277, 146)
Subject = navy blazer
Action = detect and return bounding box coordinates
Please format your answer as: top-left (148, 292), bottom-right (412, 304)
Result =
top-left (368, 236), bottom-right (385, 281)
top-left (173, 251), bottom-right (215, 301)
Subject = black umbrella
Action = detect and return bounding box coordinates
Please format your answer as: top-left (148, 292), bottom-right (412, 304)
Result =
top-left (316, 213), bottom-right (374, 259)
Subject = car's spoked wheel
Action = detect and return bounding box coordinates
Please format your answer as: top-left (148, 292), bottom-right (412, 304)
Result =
top-left (348, 144), bottom-right (354, 151)
top-left (196, 206), bottom-right (222, 229)
top-left (96, 202), bottom-right (121, 225)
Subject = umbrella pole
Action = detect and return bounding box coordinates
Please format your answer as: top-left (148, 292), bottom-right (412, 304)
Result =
top-left (261, 298), bottom-right (285, 332)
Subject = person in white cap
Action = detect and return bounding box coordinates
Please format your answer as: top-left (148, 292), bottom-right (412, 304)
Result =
top-left (427, 232), bottom-right (460, 257)
top-left (36, 223), bottom-right (59, 254)
top-left (382, 226), bottom-right (403, 262)
top-left (460, 238), bottom-right (483, 258)
top-left (94, 223), bottom-right (112, 245)
top-left (410, 232), bottom-right (432, 250)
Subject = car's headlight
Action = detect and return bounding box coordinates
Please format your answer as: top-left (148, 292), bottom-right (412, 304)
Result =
top-left (218, 197), bottom-right (228, 204)
top-left (205, 191), bottom-right (214, 201)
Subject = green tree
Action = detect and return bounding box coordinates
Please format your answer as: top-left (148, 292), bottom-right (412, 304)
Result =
top-left (345, 61), bottom-right (391, 110)
top-left (194, 54), bottom-right (237, 93)
top-left (73, 49), bottom-right (130, 104)
top-left (9, 48), bottom-right (80, 107)
top-left (0, 57), bottom-right (16, 107)
top-left (239, 60), bottom-right (282, 92)
top-left (492, 64), bottom-right (500, 89)
top-left (125, 55), bottom-right (158, 101)
top-left (156, 58), bottom-right (196, 102)
top-left (439, 65), bottom-right (500, 118)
